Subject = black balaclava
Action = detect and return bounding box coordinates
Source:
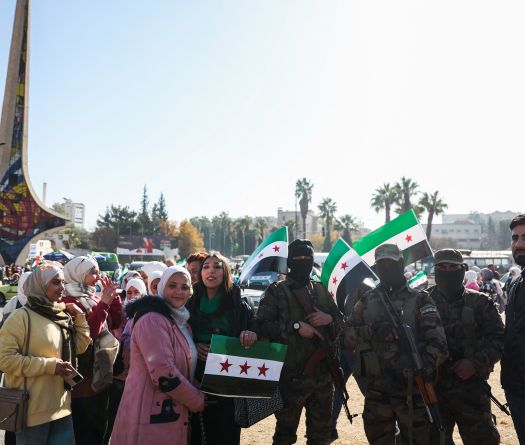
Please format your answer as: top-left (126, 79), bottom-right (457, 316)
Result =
top-left (287, 239), bottom-right (314, 288)
top-left (376, 259), bottom-right (406, 290)
top-left (435, 267), bottom-right (465, 301)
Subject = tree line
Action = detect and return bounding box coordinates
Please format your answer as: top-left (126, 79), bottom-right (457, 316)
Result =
top-left (54, 178), bottom-right (512, 259)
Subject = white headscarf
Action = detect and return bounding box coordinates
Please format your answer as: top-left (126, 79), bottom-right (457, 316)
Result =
top-left (23, 262), bottom-right (63, 302)
top-left (63, 256), bottom-right (99, 297)
top-left (2, 271), bottom-right (32, 317)
top-left (125, 278), bottom-right (147, 296)
top-left (147, 271), bottom-right (163, 295)
top-left (140, 261), bottom-right (167, 279)
top-left (157, 266), bottom-right (192, 298)
top-left (465, 270), bottom-right (478, 286)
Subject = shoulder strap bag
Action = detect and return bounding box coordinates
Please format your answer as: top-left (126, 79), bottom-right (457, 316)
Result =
top-left (0, 307), bottom-right (31, 432)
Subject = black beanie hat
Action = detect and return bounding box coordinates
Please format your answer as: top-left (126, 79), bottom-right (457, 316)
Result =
top-left (288, 239), bottom-right (314, 258)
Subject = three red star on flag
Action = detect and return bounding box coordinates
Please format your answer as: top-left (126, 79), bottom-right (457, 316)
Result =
top-left (340, 262), bottom-right (348, 270)
top-left (218, 359), bottom-right (271, 377)
top-left (273, 245), bottom-right (280, 253)
top-left (332, 276), bottom-right (338, 285)
top-left (405, 234), bottom-right (412, 242)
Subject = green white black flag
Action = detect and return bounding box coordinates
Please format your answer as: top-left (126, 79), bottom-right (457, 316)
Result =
top-left (353, 210), bottom-right (433, 267)
top-left (201, 335), bottom-right (287, 398)
top-left (239, 226), bottom-right (288, 284)
top-left (321, 238), bottom-right (377, 310)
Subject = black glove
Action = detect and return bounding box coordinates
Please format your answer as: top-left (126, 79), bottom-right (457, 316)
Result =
top-left (370, 320), bottom-right (398, 342)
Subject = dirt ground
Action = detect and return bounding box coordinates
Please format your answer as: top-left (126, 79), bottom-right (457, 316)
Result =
top-left (241, 362), bottom-right (519, 444)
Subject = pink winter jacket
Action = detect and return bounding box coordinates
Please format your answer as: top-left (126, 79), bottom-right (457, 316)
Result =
top-left (110, 311), bottom-right (204, 445)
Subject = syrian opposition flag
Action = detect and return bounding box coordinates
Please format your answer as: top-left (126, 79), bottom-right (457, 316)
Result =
top-left (408, 271), bottom-right (428, 289)
top-left (201, 335), bottom-right (287, 398)
top-left (321, 238), bottom-right (377, 310)
top-left (239, 226), bottom-right (288, 284)
top-left (353, 210), bottom-right (433, 267)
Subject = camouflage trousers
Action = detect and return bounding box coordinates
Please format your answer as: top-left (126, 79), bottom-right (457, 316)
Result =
top-left (363, 388), bottom-right (430, 445)
top-left (273, 374), bottom-right (333, 445)
top-left (429, 380), bottom-right (500, 445)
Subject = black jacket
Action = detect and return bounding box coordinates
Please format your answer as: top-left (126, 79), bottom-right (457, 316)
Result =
top-left (501, 270), bottom-right (525, 395)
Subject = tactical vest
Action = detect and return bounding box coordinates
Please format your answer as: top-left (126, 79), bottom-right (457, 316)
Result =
top-left (275, 280), bottom-right (334, 375)
top-left (429, 287), bottom-right (478, 360)
top-left (354, 288), bottom-right (419, 378)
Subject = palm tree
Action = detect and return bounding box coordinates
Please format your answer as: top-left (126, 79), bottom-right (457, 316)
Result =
top-left (395, 176), bottom-right (420, 214)
top-left (234, 216), bottom-right (252, 255)
top-left (253, 218), bottom-right (268, 244)
top-left (371, 183), bottom-right (398, 223)
top-left (419, 191), bottom-right (448, 240)
top-left (318, 198), bottom-right (337, 251)
top-left (295, 178), bottom-right (314, 238)
top-left (189, 216), bottom-right (212, 250)
top-left (284, 220), bottom-right (297, 241)
top-left (335, 214), bottom-right (360, 246)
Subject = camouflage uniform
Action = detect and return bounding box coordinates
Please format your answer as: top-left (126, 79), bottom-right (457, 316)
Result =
top-left (427, 286), bottom-right (504, 445)
top-left (256, 277), bottom-right (343, 445)
top-left (345, 277), bottom-right (448, 444)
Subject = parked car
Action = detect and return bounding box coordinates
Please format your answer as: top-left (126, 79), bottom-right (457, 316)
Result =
top-left (0, 281), bottom-right (18, 306)
top-left (240, 271), bottom-right (281, 313)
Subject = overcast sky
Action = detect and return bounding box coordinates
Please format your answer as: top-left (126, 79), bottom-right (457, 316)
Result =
top-left (0, 1), bottom-right (523, 231)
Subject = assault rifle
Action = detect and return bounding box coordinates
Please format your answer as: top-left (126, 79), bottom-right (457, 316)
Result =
top-left (296, 284), bottom-right (358, 424)
top-left (480, 379), bottom-right (510, 416)
top-left (375, 286), bottom-right (446, 444)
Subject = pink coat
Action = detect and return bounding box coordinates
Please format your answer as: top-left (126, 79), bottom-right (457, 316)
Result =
top-left (110, 312), bottom-right (204, 445)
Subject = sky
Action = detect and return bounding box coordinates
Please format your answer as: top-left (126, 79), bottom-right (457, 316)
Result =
top-left (1, 1), bottom-right (524, 232)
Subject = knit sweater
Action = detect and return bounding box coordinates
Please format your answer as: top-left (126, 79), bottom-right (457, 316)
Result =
top-left (0, 308), bottom-right (91, 427)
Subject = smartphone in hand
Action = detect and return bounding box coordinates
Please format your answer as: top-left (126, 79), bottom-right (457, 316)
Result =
top-left (64, 369), bottom-right (84, 388)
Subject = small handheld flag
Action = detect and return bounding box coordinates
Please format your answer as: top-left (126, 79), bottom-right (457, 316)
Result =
top-left (353, 210), bottom-right (433, 267)
top-left (201, 335), bottom-right (287, 398)
top-left (239, 227), bottom-right (288, 284)
top-left (321, 238), bottom-right (377, 310)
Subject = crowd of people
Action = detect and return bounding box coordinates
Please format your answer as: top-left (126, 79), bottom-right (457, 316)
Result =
top-left (0, 213), bottom-right (523, 445)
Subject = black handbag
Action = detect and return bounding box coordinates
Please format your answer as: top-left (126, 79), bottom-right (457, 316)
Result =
top-left (0, 308), bottom-right (31, 432)
top-left (233, 386), bottom-right (283, 428)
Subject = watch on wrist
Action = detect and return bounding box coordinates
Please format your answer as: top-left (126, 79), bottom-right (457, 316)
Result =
top-left (293, 321), bottom-right (301, 331)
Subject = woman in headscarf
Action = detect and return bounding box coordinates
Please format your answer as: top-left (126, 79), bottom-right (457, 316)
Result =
top-left (104, 276), bottom-right (147, 444)
top-left (147, 270), bottom-right (163, 296)
top-left (110, 266), bottom-right (205, 445)
top-left (479, 268), bottom-right (505, 312)
top-left (61, 256), bottom-right (123, 445)
top-left (0, 262), bottom-right (91, 445)
top-left (0, 270), bottom-right (31, 326)
top-left (187, 251), bottom-right (257, 445)
top-left (464, 270), bottom-right (480, 291)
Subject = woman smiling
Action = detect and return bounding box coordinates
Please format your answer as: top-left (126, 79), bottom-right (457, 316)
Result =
top-left (110, 266), bottom-right (204, 445)
top-left (187, 252), bottom-right (257, 445)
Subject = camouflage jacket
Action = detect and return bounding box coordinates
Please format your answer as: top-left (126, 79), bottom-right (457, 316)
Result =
top-left (344, 284), bottom-right (448, 390)
top-left (255, 278), bottom-right (343, 378)
top-left (428, 286), bottom-right (504, 382)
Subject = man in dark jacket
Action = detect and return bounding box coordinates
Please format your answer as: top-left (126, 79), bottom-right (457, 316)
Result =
top-left (501, 213), bottom-right (525, 442)
top-left (256, 239), bottom-right (343, 445)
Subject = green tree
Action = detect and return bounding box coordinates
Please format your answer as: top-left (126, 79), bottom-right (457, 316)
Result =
top-left (371, 183), bottom-right (398, 223)
top-left (284, 220), bottom-right (297, 241)
top-left (137, 185), bottom-right (152, 235)
top-left (335, 214), bottom-right (360, 246)
top-left (253, 218), bottom-right (268, 245)
top-left (234, 216), bottom-right (252, 255)
top-left (394, 177), bottom-right (420, 214)
top-left (419, 191), bottom-right (448, 240)
top-left (51, 202), bottom-right (65, 215)
top-left (96, 205), bottom-right (138, 239)
top-left (189, 216), bottom-right (211, 250)
top-left (295, 178), bottom-right (314, 238)
top-left (318, 198), bottom-right (337, 251)
top-left (151, 193), bottom-right (168, 234)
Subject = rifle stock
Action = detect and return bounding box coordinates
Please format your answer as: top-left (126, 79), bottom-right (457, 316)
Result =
top-left (376, 287), bottom-right (445, 442)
